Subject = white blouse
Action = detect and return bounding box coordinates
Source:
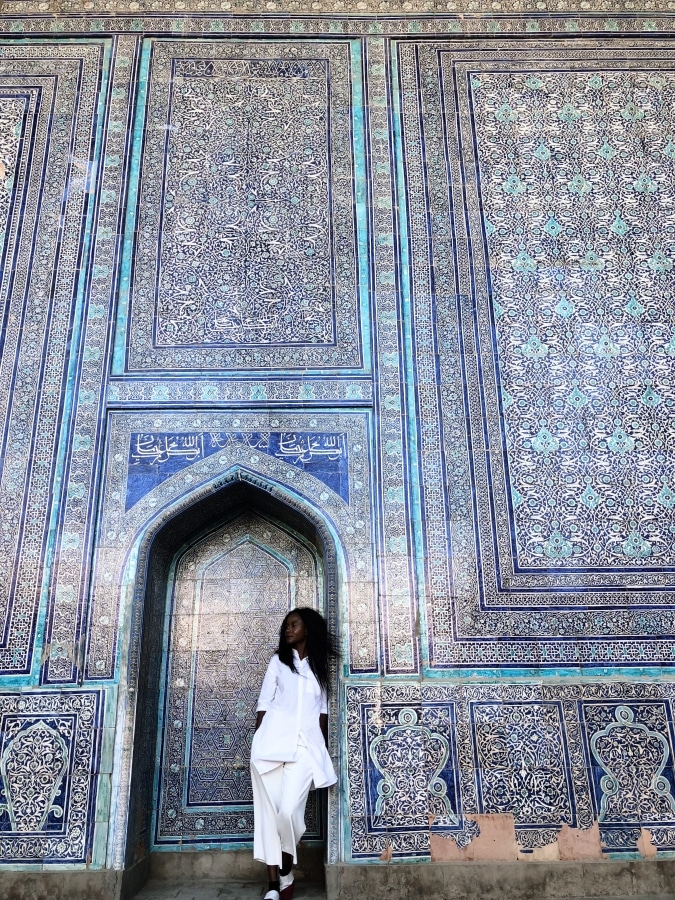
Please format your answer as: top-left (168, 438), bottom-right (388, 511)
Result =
top-left (250, 651), bottom-right (337, 789)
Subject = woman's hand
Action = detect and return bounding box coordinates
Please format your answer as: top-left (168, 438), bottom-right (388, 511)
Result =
top-left (255, 711), bottom-right (266, 732)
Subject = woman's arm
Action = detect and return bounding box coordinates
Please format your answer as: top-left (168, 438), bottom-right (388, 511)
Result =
top-left (320, 713), bottom-right (328, 747)
top-left (255, 656), bottom-right (278, 729)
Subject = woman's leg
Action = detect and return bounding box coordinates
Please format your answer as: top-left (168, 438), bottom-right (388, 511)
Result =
top-left (276, 749), bottom-right (314, 863)
top-left (251, 762), bottom-right (285, 874)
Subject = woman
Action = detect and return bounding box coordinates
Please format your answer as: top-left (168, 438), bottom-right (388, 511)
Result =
top-left (251, 607), bottom-right (338, 900)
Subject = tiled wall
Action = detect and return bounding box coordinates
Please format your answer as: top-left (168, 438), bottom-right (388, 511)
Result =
top-left (0, 6), bottom-right (674, 871)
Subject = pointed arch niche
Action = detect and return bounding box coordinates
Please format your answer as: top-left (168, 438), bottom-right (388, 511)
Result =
top-left (94, 411), bottom-right (377, 883)
top-left (121, 479), bottom-right (340, 881)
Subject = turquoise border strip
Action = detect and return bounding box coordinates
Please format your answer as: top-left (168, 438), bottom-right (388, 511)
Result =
top-left (340, 667), bottom-right (675, 681)
top-left (111, 38), bottom-right (151, 375)
top-left (350, 38), bottom-right (373, 374)
top-left (389, 43), bottom-right (429, 672)
top-left (30, 37), bottom-right (114, 685)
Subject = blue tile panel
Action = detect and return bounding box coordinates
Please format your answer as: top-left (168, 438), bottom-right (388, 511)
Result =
top-left (0, 690), bottom-right (103, 864)
top-left (0, 18), bottom-right (673, 871)
top-left (581, 700), bottom-right (675, 850)
top-left (114, 39), bottom-right (369, 375)
top-left (346, 682), bottom-right (675, 860)
top-left (395, 40), bottom-right (675, 668)
top-left (347, 684), bottom-right (478, 858)
top-left (0, 40), bottom-right (112, 677)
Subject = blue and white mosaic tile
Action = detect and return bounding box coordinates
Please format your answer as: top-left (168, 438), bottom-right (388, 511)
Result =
top-left (0, 691), bottom-right (104, 864)
top-left (346, 682), bottom-right (675, 860)
top-left (0, 16), bottom-right (674, 874)
top-left (114, 39), bottom-right (369, 375)
top-left (397, 40), bottom-right (675, 668)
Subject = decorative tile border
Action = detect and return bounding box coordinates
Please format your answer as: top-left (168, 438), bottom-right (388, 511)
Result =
top-left (44, 36), bottom-right (141, 684)
top-left (1, 15), bottom-right (675, 38)
top-left (0, 690), bottom-right (104, 864)
top-left (108, 377), bottom-right (374, 404)
top-left (345, 681), bottom-right (675, 860)
top-left (4, 0), bottom-right (675, 17)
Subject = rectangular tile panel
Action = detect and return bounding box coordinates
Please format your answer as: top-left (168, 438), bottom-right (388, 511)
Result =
top-left (396, 40), bottom-right (675, 668)
top-left (116, 39), bottom-right (368, 373)
top-left (0, 41), bottom-right (110, 675)
top-left (0, 690), bottom-right (103, 863)
top-left (345, 681), bottom-right (675, 860)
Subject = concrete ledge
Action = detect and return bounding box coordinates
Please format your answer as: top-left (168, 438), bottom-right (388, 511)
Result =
top-left (0, 869), bottom-right (122, 900)
top-left (324, 859), bottom-right (675, 900)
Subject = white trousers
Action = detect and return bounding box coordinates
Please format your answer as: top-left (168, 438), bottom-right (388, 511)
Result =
top-left (251, 743), bottom-right (314, 867)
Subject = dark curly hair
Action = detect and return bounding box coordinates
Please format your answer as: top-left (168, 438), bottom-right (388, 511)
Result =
top-left (277, 607), bottom-right (339, 696)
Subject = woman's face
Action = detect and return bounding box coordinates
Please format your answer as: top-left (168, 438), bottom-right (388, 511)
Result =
top-left (284, 612), bottom-right (308, 647)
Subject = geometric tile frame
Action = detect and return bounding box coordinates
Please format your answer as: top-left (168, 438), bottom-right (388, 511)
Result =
top-left (395, 39), bottom-right (675, 668)
top-left (115, 38), bottom-right (369, 374)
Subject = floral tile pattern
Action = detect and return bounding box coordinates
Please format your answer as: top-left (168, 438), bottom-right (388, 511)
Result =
top-left (397, 40), bottom-right (675, 667)
top-left (117, 40), bottom-right (367, 373)
top-left (0, 691), bottom-right (103, 863)
top-left (0, 16), bottom-right (674, 873)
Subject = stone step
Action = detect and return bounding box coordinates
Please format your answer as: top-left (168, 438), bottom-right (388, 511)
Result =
top-left (133, 880), bottom-right (327, 900)
top-left (132, 885), bottom-right (675, 900)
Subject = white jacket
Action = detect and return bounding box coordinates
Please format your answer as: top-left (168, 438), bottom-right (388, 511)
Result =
top-left (250, 651), bottom-right (337, 789)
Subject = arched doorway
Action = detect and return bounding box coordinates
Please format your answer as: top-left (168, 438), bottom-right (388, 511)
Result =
top-left (122, 479), bottom-right (336, 879)
top-left (154, 510), bottom-right (325, 846)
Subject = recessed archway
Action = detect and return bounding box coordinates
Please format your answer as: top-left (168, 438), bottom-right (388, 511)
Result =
top-left (120, 477), bottom-right (340, 883)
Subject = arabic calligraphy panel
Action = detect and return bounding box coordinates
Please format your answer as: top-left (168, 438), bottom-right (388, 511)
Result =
top-left (118, 39), bottom-right (366, 372)
top-left (126, 431), bottom-right (349, 508)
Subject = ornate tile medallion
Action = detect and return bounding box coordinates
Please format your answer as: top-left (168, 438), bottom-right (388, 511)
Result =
top-left (0, 690), bottom-right (103, 864)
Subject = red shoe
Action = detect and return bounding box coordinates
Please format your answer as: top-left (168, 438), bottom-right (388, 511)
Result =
top-left (279, 871), bottom-right (294, 900)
